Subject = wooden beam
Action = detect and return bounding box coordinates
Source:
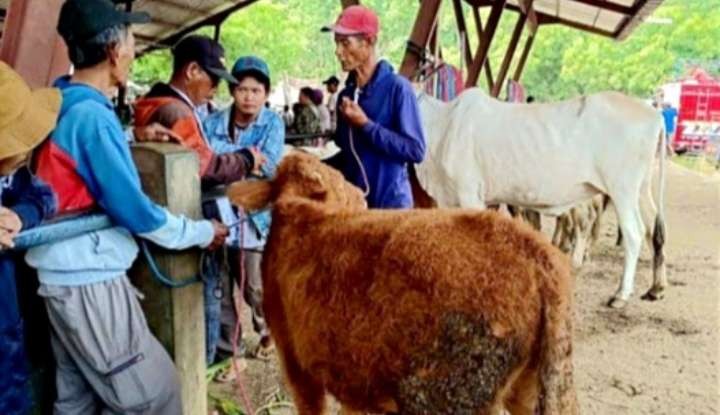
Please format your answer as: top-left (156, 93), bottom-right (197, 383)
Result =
top-left (399, 0), bottom-right (443, 79)
top-left (517, 0), bottom-right (538, 34)
top-left (537, 13), bottom-right (615, 38)
top-left (472, 6), bottom-right (495, 89)
top-left (451, 0), bottom-right (473, 68)
top-left (512, 31), bottom-right (535, 81)
top-left (465, 0), bottom-right (506, 88)
top-left (573, 0), bottom-right (634, 15)
top-left (492, 11), bottom-right (526, 97)
top-left (614, 0), bottom-right (650, 39)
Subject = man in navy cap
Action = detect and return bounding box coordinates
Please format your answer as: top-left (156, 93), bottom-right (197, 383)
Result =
top-left (29, 0), bottom-right (228, 413)
top-left (323, 5), bottom-right (426, 208)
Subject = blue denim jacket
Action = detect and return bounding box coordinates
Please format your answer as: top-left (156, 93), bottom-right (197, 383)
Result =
top-left (203, 106), bottom-right (284, 239)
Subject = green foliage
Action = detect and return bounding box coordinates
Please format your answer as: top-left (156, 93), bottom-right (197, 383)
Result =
top-left (132, 0), bottom-right (717, 100)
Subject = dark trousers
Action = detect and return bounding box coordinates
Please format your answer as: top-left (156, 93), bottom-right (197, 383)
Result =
top-left (204, 248), bottom-right (268, 364)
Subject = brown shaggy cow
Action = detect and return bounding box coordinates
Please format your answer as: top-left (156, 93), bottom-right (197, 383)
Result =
top-left (228, 153), bottom-right (577, 415)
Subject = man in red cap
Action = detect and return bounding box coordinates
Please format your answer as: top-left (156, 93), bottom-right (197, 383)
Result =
top-left (323, 5), bottom-right (426, 209)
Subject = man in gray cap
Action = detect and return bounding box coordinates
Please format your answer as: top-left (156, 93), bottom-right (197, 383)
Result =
top-left (27, 0), bottom-right (228, 413)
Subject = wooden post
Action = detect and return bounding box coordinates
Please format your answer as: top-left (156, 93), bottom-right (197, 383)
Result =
top-left (513, 32), bottom-right (536, 81)
top-left (465, 0), bottom-right (506, 88)
top-left (491, 12), bottom-right (526, 97)
top-left (451, 0), bottom-right (473, 72)
top-left (129, 143), bottom-right (207, 415)
top-left (0, 0), bottom-right (70, 87)
top-left (399, 0), bottom-right (443, 79)
top-left (471, 6), bottom-right (495, 90)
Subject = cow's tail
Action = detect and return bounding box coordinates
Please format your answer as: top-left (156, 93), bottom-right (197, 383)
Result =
top-left (538, 268), bottom-right (578, 415)
top-left (655, 123), bottom-right (667, 241)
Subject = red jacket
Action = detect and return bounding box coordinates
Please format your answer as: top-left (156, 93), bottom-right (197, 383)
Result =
top-left (134, 83), bottom-right (254, 187)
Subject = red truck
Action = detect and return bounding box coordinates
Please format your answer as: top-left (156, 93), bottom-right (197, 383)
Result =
top-left (673, 69), bottom-right (720, 153)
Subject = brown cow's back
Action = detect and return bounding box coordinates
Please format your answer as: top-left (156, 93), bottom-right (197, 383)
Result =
top-left (262, 201), bottom-right (571, 414)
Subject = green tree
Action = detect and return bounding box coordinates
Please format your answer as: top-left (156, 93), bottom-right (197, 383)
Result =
top-left (132, 0), bottom-right (718, 101)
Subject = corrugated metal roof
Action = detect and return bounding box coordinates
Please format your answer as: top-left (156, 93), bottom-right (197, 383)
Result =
top-left (0, 0), bottom-right (258, 51)
top-left (127, 0), bottom-right (260, 52)
top-left (0, 0), bottom-right (663, 52)
top-left (468, 0), bottom-right (666, 40)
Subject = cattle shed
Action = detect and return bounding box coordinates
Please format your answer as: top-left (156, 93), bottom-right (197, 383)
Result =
top-left (0, 0), bottom-right (667, 413)
top-left (394, 0), bottom-right (666, 97)
top-left (0, 0), bottom-right (665, 91)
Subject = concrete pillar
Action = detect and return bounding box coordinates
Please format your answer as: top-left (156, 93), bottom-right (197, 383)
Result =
top-left (129, 143), bottom-right (207, 415)
top-left (0, 0), bottom-right (70, 87)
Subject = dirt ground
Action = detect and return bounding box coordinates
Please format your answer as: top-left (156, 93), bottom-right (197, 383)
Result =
top-left (210, 162), bottom-right (720, 415)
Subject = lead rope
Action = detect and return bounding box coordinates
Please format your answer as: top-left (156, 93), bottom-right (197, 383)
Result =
top-left (229, 209), bottom-right (255, 415)
top-left (349, 87), bottom-right (370, 197)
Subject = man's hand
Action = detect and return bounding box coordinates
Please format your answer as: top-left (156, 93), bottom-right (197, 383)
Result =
top-left (249, 147), bottom-right (267, 176)
top-left (133, 123), bottom-right (182, 143)
top-left (206, 219), bottom-right (229, 251)
top-left (340, 97), bottom-right (370, 128)
top-left (0, 207), bottom-right (22, 249)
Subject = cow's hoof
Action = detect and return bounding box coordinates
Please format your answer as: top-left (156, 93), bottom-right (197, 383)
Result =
top-left (607, 297), bottom-right (628, 309)
top-left (641, 287), bottom-right (665, 301)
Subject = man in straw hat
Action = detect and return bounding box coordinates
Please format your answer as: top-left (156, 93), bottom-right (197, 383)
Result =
top-left (25, 0), bottom-right (228, 413)
top-left (0, 61), bottom-right (60, 415)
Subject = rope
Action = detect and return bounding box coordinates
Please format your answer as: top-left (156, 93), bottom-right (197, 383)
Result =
top-left (138, 239), bottom-right (203, 288)
top-left (229, 210), bottom-right (256, 415)
top-left (349, 87), bottom-right (370, 197)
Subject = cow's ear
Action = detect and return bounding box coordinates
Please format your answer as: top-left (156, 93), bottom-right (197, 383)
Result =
top-left (302, 170), bottom-right (328, 199)
top-left (227, 180), bottom-right (273, 211)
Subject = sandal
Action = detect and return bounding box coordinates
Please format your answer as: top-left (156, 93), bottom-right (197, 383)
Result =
top-left (253, 341), bottom-right (275, 361)
top-left (214, 357), bottom-right (247, 383)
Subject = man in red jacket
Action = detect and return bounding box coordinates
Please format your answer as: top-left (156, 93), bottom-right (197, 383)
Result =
top-left (134, 35), bottom-right (265, 187)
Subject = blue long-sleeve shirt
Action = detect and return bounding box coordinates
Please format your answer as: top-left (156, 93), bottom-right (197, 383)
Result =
top-left (203, 106), bottom-right (284, 241)
top-left (333, 60), bottom-right (426, 208)
top-left (26, 77), bottom-right (213, 286)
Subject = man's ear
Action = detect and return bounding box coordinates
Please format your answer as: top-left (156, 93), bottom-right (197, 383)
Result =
top-left (107, 43), bottom-right (122, 67)
top-left (184, 62), bottom-right (203, 82)
top-left (227, 180), bottom-right (273, 211)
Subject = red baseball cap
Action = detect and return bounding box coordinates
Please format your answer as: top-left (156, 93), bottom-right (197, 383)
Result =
top-left (322, 5), bottom-right (380, 37)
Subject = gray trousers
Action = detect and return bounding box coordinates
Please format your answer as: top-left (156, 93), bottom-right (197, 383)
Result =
top-left (217, 249), bottom-right (268, 357)
top-left (39, 275), bottom-right (181, 414)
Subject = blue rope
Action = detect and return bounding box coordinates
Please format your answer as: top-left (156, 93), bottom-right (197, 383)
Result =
top-left (138, 239), bottom-right (203, 288)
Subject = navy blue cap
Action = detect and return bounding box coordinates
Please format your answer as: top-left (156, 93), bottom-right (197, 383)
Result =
top-left (58, 0), bottom-right (150, 42)
top-left (172, 35), bottom-right (236, 84)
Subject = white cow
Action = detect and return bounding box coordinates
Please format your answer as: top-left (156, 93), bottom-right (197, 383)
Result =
top-left (415, 89), bottom-right (667, 308)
